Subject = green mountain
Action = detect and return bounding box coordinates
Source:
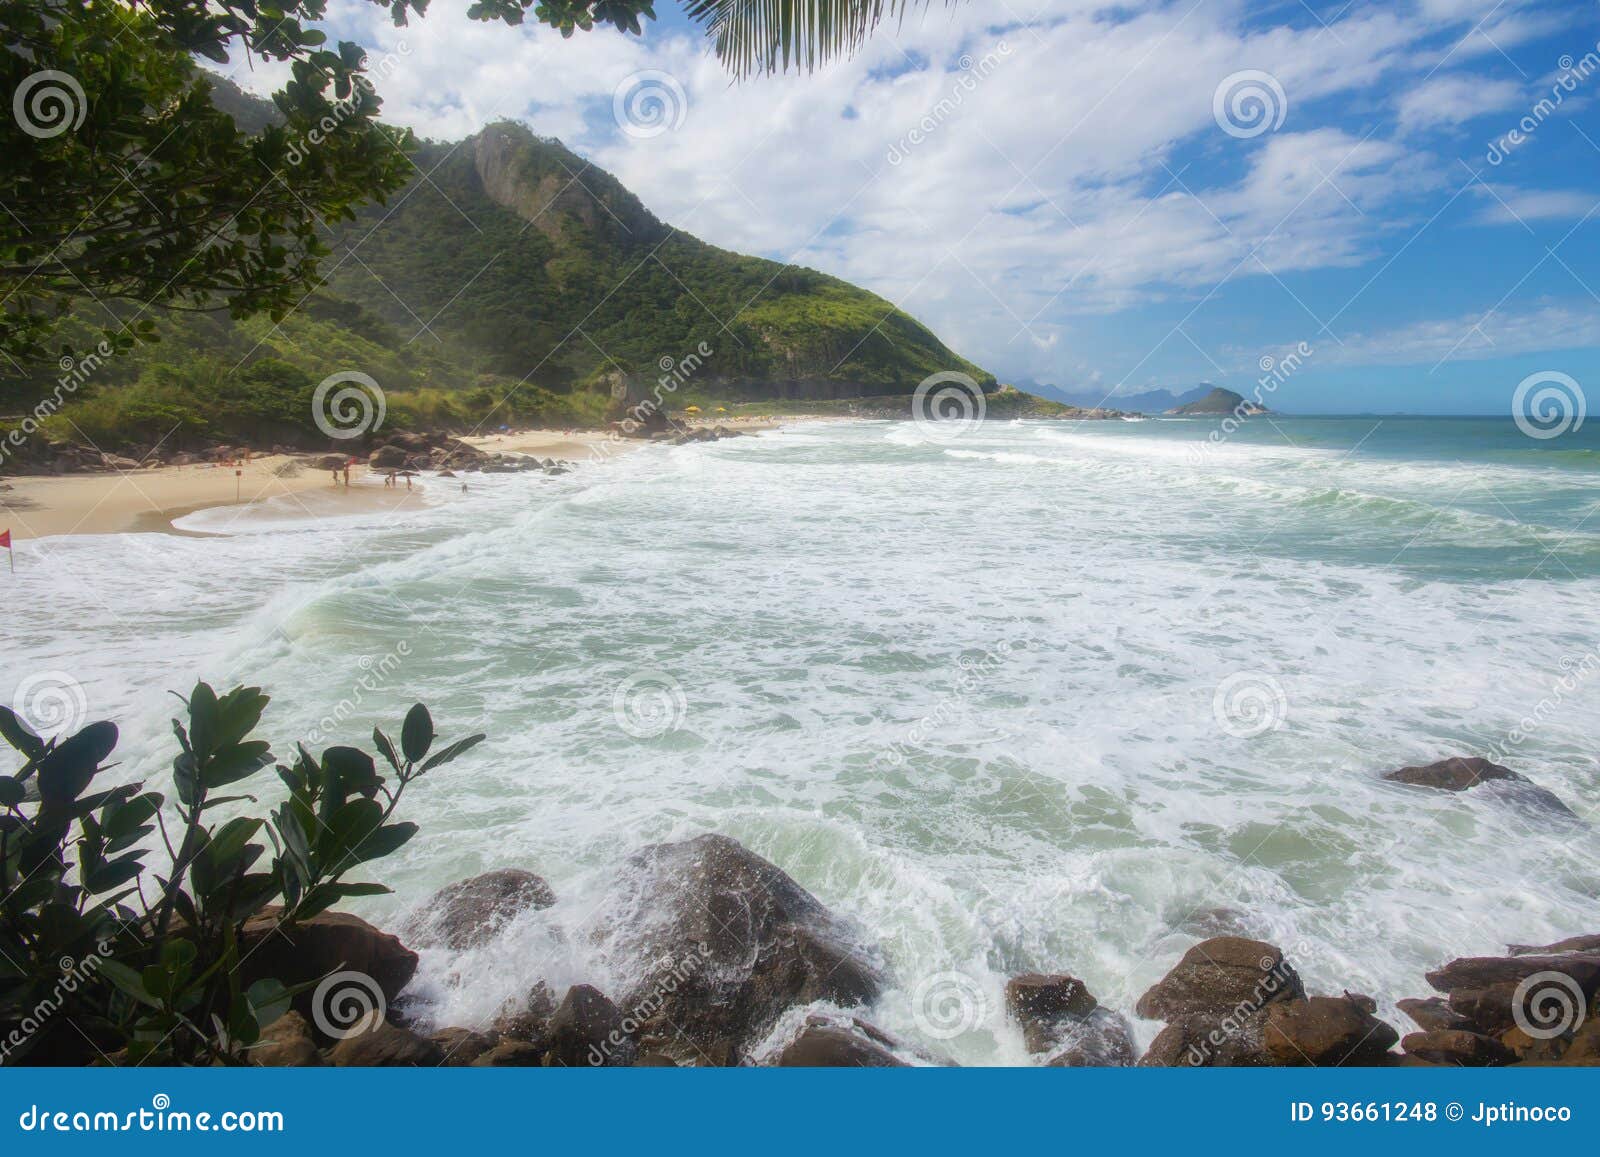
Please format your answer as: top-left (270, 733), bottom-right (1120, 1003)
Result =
top-left (3, 114), bottom-right (994, 454)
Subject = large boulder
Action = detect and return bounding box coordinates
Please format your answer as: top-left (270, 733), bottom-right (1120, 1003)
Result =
top-left (1400, 1029), bottom-right (1516, 1067)
top-left (1262, 994), bottom-right (1398, 1066)
top-left (609, 834), bottom-right (887, 1058)
top-left (406, 868), bottom-right (555, 951)
top-left (238, 909), bottom-right (417, 1030)
top-left (1425, 952), bottom-right (1600, 998)
top-left (1510, 933), bottom-right (1600, 957)
top-left (547, 984), bottom-right (632, 1067)
top-left (251, 1012), bottom-right (323, 1067)
top-left (1382, 757), bottom-right (1577, 820)
top-left (1004, 973), bottom-right (1133, 1065)
top-left (1136, 938), bottom-right (1305, 1067)
top-left (1396, 996), bottom-right (1471, 1033)
top-left (368, 444), bottom-right (407, 469)
top-left (1137, 937), bottom-right (1303, 1023)
top-left (430, 1028), bottom-right (495, 1066)
top-left (327, 1019), bottom-right (444, 1067)
top-left (776, 1018), bottom-right (910, 1068)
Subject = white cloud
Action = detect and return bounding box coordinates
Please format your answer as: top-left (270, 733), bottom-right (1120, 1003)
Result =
top-left (1472, 184), bottom-right (1600, 226)
top-left (1396, 73), bottom-right (1523, 133)
top-left (1326, 301), bottom-right (1600, 367)
top-left (202, 0), bottom-right (1593, 386)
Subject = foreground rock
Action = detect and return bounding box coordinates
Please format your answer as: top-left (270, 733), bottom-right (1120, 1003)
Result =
top-left (1397, 939), bottom-right (1600, 1063)
top-left (238, 909), bottom-right (417, 1033)
top-left (1262, 994), bottom-right (1398, 1066)
top-left (406, 868), bottom-right (555, 951)
top-left (1138, 938), bottom-right (1397, 1066)
top-left (327, 1019), bottom-right (444, 1066)
top-left (1382, 757), bottom-right (1578, 820)
top-left (251, 1012), bottom-right (323, 1067)
top-left (607, 834), bottom-right (887, 1063)
top-left (1005, 973), bottom-right (1134, 1065)
top-left (547, 985), bottom-right (633, 1067)
top-left (776, 1017), bottom-right (910, 1067)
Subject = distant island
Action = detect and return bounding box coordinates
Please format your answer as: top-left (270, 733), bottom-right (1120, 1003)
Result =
top-left (1168, 387), bottom-right (1269, 416)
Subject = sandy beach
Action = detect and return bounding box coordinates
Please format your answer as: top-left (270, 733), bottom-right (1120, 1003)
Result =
top-left (0, 424), bottom-right (783, 541)
top-left (0, 455), bottom-right (424, 540)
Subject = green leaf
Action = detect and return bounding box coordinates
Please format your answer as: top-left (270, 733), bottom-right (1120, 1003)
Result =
top-left (37, 722), bottom-right (118, 807)
top-left (418, 732), bottom-right (486, 773)
top-left (0, 777), bottom-right (23, 808)
top-left (201, 740), bottom-right (273, 791)
top-left (0, 706), bottom-right (44, 761)
top-left (372, 728), bottom-right (401, 773)
top-left (400, 704), bottom-right (434, 763)
top-left (99, 959), bottom-right (162, 1009)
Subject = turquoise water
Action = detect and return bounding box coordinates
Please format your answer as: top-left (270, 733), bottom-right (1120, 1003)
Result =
top-left (8, 415), bottom-right (1599, 1063)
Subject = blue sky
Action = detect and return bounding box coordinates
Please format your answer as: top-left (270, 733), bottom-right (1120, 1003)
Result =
top-left (218, 0), bottom-right (1600, 414)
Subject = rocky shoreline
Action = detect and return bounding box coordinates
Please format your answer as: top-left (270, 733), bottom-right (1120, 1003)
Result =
top-left (237, 756), bottom-right (1595, 1068)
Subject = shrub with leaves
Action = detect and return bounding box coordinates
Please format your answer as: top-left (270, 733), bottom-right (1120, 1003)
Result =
top-left (0, 681), bottom-right (483, 1065)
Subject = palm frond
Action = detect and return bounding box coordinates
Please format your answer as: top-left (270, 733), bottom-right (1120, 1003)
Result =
top-left (682, 0), bottom-right (964, 79)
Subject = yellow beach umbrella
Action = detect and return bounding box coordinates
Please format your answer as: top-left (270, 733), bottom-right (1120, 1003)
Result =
top-left (684, 405), bottom-right (701, 413)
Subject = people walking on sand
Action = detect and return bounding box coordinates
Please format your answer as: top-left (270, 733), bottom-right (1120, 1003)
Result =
top-left (343, 463), bottom-right (351, 486)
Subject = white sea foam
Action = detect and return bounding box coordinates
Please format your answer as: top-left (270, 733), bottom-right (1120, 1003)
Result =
top-left (5, 419), bottom-right (1598, 1063)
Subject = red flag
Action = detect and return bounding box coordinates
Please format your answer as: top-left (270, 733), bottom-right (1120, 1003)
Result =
top-left (0, 530), bottom-right (9, 548)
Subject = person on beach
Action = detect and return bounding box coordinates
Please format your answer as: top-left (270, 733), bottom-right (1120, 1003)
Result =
top-left (331, 466), bottom-right (340, 484)
top-left (343, 463), bottom-right (351, 486)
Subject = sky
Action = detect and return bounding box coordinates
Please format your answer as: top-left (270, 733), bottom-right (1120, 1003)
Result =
top-left (213, 0), bottom-right (1600, 414)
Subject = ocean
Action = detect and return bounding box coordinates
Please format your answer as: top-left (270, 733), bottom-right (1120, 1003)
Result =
top-left (9, 414), bottom-right (1600, 1063)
